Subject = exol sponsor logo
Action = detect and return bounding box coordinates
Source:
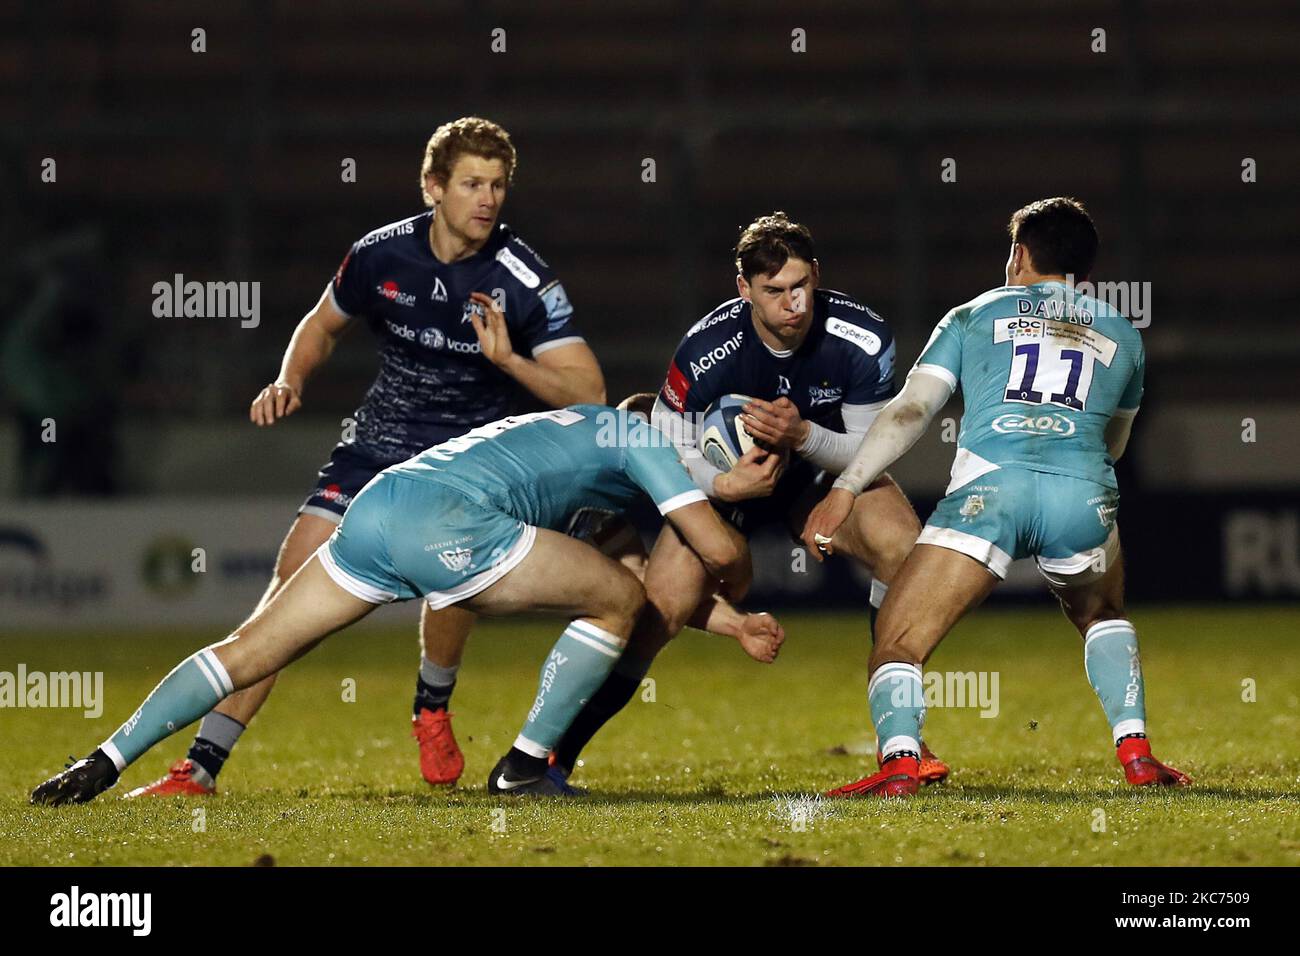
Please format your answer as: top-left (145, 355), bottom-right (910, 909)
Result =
top-left (437, 547), bottom-right (474, 573)
top-left (378, 280), bottom-right (417, 307)
top-left (358, 219), bottom-right (416, 248)
top-left (808, 384), bottom-right (842, 406)
top-left (688, 329), bottom-right (744, 379)
top-left (992, 412), bottom-right (1077, 436)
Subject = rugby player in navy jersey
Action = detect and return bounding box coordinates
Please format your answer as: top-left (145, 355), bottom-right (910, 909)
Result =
top-left (548, 213), bottom-right (950, 785)
top-left (128, 117), bottom-right (607, 797)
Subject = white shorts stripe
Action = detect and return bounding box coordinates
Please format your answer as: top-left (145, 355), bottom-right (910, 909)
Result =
top-left (917, 525), bottom-right (1013, 579)
top-left (424, 525), bottom-right (538, 610)
top-left (316, 542), bottom-right (399, 604)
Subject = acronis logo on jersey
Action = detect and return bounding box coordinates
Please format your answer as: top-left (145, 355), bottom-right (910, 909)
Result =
top-left (689, 329), bottom-right (744, 379)
top-left (358, 219), bottom-right (416, 248)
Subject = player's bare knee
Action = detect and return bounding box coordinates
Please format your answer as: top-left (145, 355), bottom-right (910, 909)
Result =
top-left (597, 565), bottom-right (646, 635)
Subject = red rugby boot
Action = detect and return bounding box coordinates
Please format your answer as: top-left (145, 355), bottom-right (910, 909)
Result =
top-left (124, 759), bottom-right (215, 798)
top-left (412, 708), bottom-right (464, 786)
top-left (1118, 736), bottom-right (1191, 787)
top-left (827, 754), bottom-right (921, 799)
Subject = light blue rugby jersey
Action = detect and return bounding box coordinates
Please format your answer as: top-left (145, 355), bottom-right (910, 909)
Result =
top-left (386, 405), bottom-right (707, 528)
top-left (914, 281), bottom-right (1145, 490)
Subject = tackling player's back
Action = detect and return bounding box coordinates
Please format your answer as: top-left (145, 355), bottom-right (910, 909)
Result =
top-left (915, 281), bottom-right (1143, 491)
top-left (391, 405), bottom-right (703, 529)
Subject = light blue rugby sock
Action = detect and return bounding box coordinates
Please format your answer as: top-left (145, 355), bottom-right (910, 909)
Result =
top-left (1083, 619), bottom-right (1147, 745)
top-left (869, 661), bottom-right (925, 760)
top-left (100, 648), bottom-right (234, 771)
top-left (513, 621), bottom-right (627, 757)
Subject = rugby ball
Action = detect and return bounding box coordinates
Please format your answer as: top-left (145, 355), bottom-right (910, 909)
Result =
top-left (697, 394), bottom-right (758, 471)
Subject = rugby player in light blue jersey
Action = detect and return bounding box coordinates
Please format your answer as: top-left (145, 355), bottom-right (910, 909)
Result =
top-left (32, 406), bottom-right (756, 804)
top-left (803, 197), bottom-right (1190, 797)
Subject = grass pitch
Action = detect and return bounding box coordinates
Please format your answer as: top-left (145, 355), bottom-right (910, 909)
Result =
top-left (2, 606), bottom-right (1298, 866)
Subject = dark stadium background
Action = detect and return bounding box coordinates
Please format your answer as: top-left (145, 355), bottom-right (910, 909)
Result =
top-left (3, 0), bottom-right (1299, 624)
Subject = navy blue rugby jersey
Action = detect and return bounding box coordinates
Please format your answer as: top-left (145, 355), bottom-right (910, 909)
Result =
top-left (658, 288), bottom-right (896, 430)
top-left (329, 212), bottom-right (584, 462)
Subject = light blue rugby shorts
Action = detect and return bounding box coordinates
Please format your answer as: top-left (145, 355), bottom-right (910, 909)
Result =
top-left (919, 466), bottom-right (1120, 586)
top-left (316, 471), bottom-right (536, 608)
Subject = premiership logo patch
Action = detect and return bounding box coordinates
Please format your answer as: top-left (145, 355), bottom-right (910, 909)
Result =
top-left (437, 548), bottom-right (474, 573)
top-left (959, 494), bottom-right (985, 519)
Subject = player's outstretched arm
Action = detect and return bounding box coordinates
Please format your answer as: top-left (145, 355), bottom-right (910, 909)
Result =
top-left (686, 597), bottom-right (786, 663)
top-left (801, 369), bottom-right (952, 557)
top-left (664, 500), bottom-right (753, 602)
top-left (250, 284), bottom-right (353, 426)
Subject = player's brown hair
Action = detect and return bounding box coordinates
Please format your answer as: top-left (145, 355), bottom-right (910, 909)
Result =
top-left (1008, 197), bottom-right (1099, 280)
top-left (420, 117), bottom-right (517, 206)
top-left (734, 211), bottom-right (817, 280)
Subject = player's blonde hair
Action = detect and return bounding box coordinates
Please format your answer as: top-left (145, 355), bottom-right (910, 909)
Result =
top-left (420, 117), bottom-right (517, 206)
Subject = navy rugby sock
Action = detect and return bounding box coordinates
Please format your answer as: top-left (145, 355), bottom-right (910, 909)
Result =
top-left (187, 712), bottom-right (245, 783)
top-left (414, 659), bottom-right (459, 715)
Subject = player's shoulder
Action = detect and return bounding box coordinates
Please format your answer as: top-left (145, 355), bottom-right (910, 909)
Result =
top-left (682, 296), bottom-right (750, 342)
top-left (353, 211), bottom-right (429, 253)
top-left (1072, 290), bottom-right (1144, 348)
top-left (960, 284), bottom-right (1022, 317)
top-left (491, 224), bottom-right (560, 294)
top-left (817, 288), bottom-right (892, 359)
